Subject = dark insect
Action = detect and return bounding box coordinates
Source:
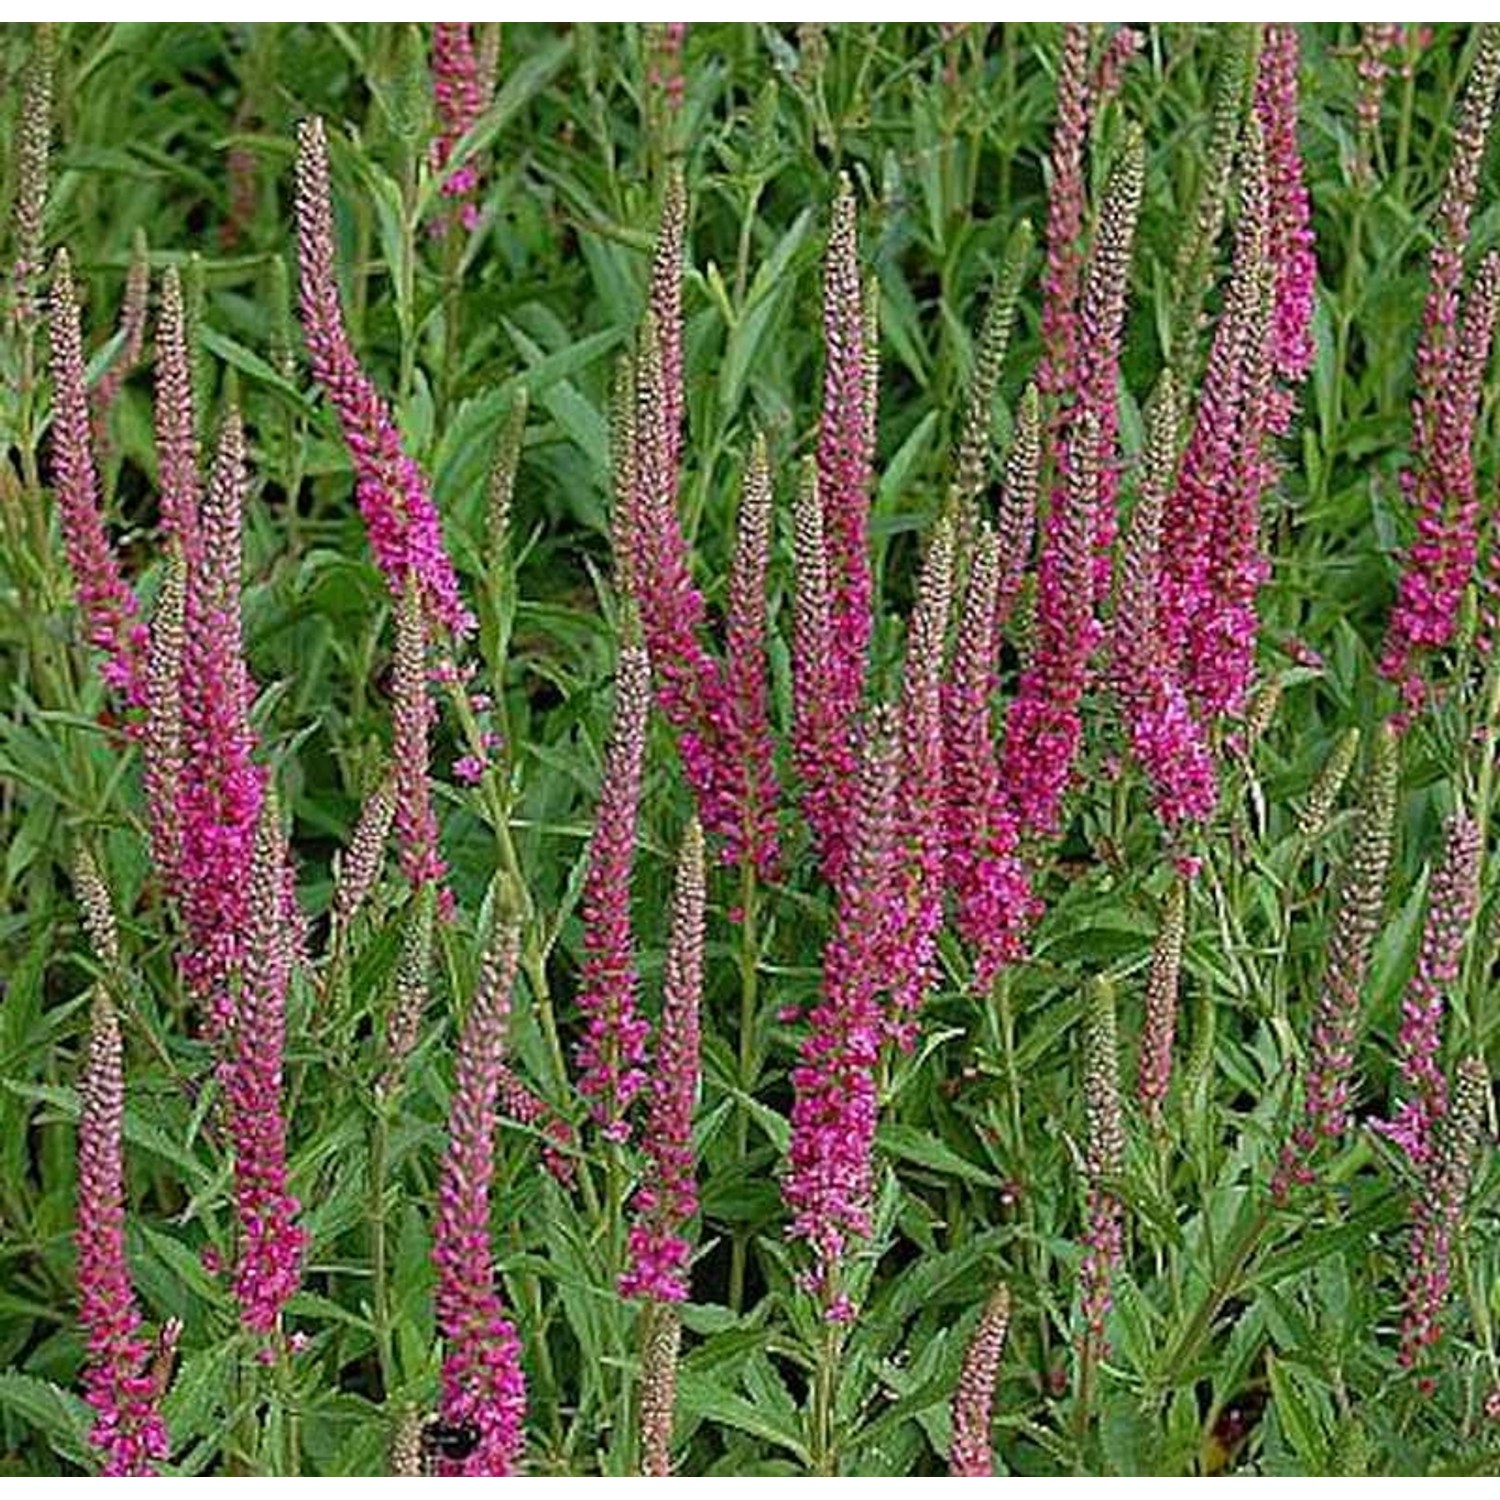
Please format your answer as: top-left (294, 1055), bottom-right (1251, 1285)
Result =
top-left (420, 1418), bottom-right (481, 1473)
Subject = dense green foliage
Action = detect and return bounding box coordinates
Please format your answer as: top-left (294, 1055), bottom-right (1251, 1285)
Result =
top-left (1, 21), bottom-right (1498, 1477)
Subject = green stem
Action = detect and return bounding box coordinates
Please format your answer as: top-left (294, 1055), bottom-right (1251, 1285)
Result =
top-left (728, 859), bottom-right (759, 1313)
top-left (810, 1319), bottom-right (843, 1475)
top-left (368, 1099), bottom-right (396, 1397)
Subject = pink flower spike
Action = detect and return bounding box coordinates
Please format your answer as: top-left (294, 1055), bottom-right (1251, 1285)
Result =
top-left (784, 706), bottom-right (900, 1317)
top-left (815, 176), bottom-right (876, 766)
top-left (945, 526), bottom-right (1038, 988)
top-left (293, 116), bottom-right (474, 641)
top-left (73, 866), bottom-right (171, 1476)
top-left (1256, 25), bottom-right (1318, 425)
top-left (573, 640), bottom-right (652, 1139)
top-left (621, 820), bottom-right (706, 1304)
top-left (227, 788), bottom-right (307, 1336)
top-left (430, 23), bottom-right (489, 215)
top-left (432, 917), bottom-right (529, 1475)
top-left (887, 518), bottom-right (955, 1041)
top-left (722, 434), bottom-right (781, 879)
top-left (1374, 812), bottom-right (1480, 1168)
top-left (46, 251), bottom-right (148, 711)
top-left (175, 410), bottom-right (268, 1035)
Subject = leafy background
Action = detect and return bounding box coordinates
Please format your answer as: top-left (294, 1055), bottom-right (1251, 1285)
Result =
top-left (0, 20), bottom-right (1498, 1476)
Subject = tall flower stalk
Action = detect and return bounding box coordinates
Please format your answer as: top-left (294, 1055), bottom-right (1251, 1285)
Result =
top-left (574, 640), bottom-right (652, 1141)
top-left (1273, 724), bottom-right (1398, 1199)
top-left (722, 437), bottom-right (780, 878)
top-left (175, 411), bottom-right (267, 1035)
top-left (1399, 1055), bottom-right (1487, 1386)
top-left (815, 177), bottom-right (875, 800)
top-left (888, 519), bottom-right (954, 1041)
top-left (431, 916), bottom-right (528, 1475)
top-left (948, 1282), bottom-right (1011, 1477)
top-left (1111, 374), bottom-right (1217, 831)
top-left (73, 853), bottom-right (170, 1475)
top-left (292, 115), bottom-right (474, 640)
top-left (1078, 978), bottom-right (1124, 1388)
top-left (1379, 27), bottom-right (1500, 708)
top-left (1255, 24), bottom-right (1317, 431)
top-left (784, 706), bottom-right (899, 1321)
top-left (46, 252), bottom-right (149, 710)
top-left (430, 22), bottom-right (491, 230)
top-left (945, 525), bottom-right (1036, 988)
top-left (1374, 811), bottom-right (1480, 1167)
top-left (621, 819), bottom-right (705, 1302)
top-left (227, 790), bottom-right (307, 1337)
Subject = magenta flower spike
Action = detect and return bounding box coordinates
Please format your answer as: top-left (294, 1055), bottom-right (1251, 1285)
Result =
top-left (815, 177), bottom-right (876, 781)
top-left (1159, 125), bottom-right (1276, 730)
top-left (1255, 25), bottom-right (1317, 431)
top-left (152, 266), bottom-right (202, 567)
top-left (791, 460), bottom-right (860, 884)
top-left (432, 918), bottom-right (528, 1475)
top-left (1111, 375), bottom-right (1218, 831)
top-left (1000, 411), bottom-right (1104, 838)
top-left (176, 411), bottom-right (267, 1035)
top-left (430, 22), bottom-right (489, 227)
top-left (945, 527), bottom-right (1037, 989)
top-left (784, 705), bottom-right (899, 1320)
top-left (46, 251), bottom-right (149, 710)
top-left (887, 520), bottom-right (954, 1041)
top-left (73, 879), bottom-right (171, 1475)
top-left (293, 116), bottom-right (474, 641)
top-left (573, 640), bottom-right (652, 1141)
top-left (1374, 812), bottom-right (1480, 1168)
top-left (620, 819), bottom-right (706, 1303)
top-left (1036, 24), bottom-right (1092, 412)
top-left (227, 789), bottom-right (307, 1337)
top-left (722, 435), bottom-right (780, 879)
top-left (1380, 32), bottom-right (1500, 709)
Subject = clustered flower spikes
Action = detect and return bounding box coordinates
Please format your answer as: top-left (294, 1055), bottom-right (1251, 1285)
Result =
top-left (613, 179), bottom-right (781, 879)
top-left (432, 915), bottom-right (529, 1474)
